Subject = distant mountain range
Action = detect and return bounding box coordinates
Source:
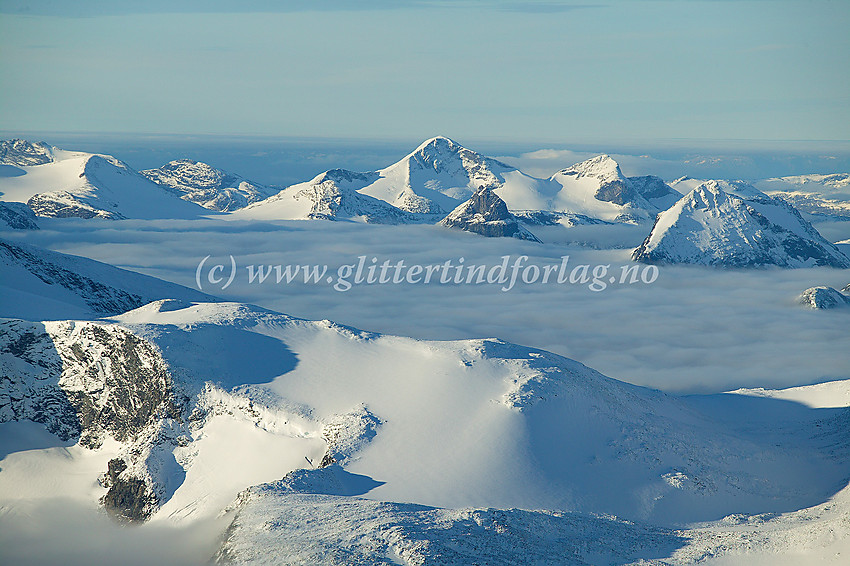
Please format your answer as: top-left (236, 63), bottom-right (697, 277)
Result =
top-left (2, 136), bottom-right (849, 266)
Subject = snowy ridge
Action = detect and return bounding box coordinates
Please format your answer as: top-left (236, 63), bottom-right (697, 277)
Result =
top-left (0, 238), bottom-right (211, 320)
top-left (0, 202), bottom-right (38, 229)
top-left (215, 466), bottom-right (686, 566)
top-left (797, 286), bottom-right (850, 309)
top-left (632, 180), bottom-right (850, 267)
top-left (438, 186), bottom-right (541, 241)
top-left (234, 169), bottom-right (413, 223)
top-left (0, 145), bottom-right (212, 220)
top-left (141, 159), bottom-right (277, 212)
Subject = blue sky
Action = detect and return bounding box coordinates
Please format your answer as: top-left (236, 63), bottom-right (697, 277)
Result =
top-left (1, 0), bottom-right (848, 144)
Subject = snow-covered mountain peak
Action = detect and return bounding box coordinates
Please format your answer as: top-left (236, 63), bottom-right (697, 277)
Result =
top-left (147, 159), bottom-right (227, 187)
top-left (411, 135), bottom-right (461, 155)
top-left (556, 154), bottom-right (623, 181)
top-left (633, 180), bottom-right (850, 267)
top-left (696, 179), bottom-right (767, 201)
top-left (141, 159), bottom-right (276, 212)
top-left (391, 135), bottom-right (511, 178)
top-left (0, 139), bottom-right (54, 166)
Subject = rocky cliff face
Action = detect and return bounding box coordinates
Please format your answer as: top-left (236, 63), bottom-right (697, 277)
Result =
top-left (0, 319), bottom-right (187, 521)
top-left (439, 186), bottom-right (541, 241)
top-left (0, 139), bottom-right (53, 166)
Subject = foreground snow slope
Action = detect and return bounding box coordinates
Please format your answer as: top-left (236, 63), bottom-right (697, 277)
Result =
top-left (3, 300), bottom-right (847, 528)
top-left (216, 465), bottom-right (850, 566)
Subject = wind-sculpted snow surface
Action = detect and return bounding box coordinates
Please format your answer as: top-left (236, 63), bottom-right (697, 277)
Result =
top-left (214, 466), bottom-right (687, 566)
top-left (632, 180), bottom-right (850, 267)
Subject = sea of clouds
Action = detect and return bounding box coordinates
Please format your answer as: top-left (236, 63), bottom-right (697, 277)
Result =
top-left (6, 217), bottom-right (848, 394)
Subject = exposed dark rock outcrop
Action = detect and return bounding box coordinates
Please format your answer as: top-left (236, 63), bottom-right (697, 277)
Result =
top-left (0, 139), bottom-right (53, 166)
top-left (439, 187), bottom-right (541, 242)
top-left (101, 458), bottom-right (157, 523)
top-left (297, 179), bottom-right (412, 223)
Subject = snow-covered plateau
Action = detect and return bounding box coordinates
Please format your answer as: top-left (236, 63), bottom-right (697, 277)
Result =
top-left (1, 137), bottom-right (849, 565)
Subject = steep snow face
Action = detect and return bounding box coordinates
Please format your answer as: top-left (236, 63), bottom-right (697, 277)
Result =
top-left (439, 186), bottom-right (541, 241)
top-left (233, 169), bottom-right (412, 224)
top-left (0, 145), bottom-right (211, 220)
top-left (798, 286), bottom-right (850, 309)
top-left (632, 180), bottom-right (850, 267)
top-left (548, 155), bottom-right (679, 223)
top-left (0, 202), bottom-right (38, 229)
top-left (0, 239), bottom-right (210, 320)
top-left (350, 136), bottom-right (561, 216)
top-left (0, 139), bottom-right (53, 166)
top-left (141, 160), bottom-right (277, 212)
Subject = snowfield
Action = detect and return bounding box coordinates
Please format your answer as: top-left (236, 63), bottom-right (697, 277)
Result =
top-left (1, 136), bottom-right (849, 565)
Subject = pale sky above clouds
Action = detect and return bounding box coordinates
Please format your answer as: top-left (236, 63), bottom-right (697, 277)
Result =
top-left (1, 0), bottom-right (847, 143)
